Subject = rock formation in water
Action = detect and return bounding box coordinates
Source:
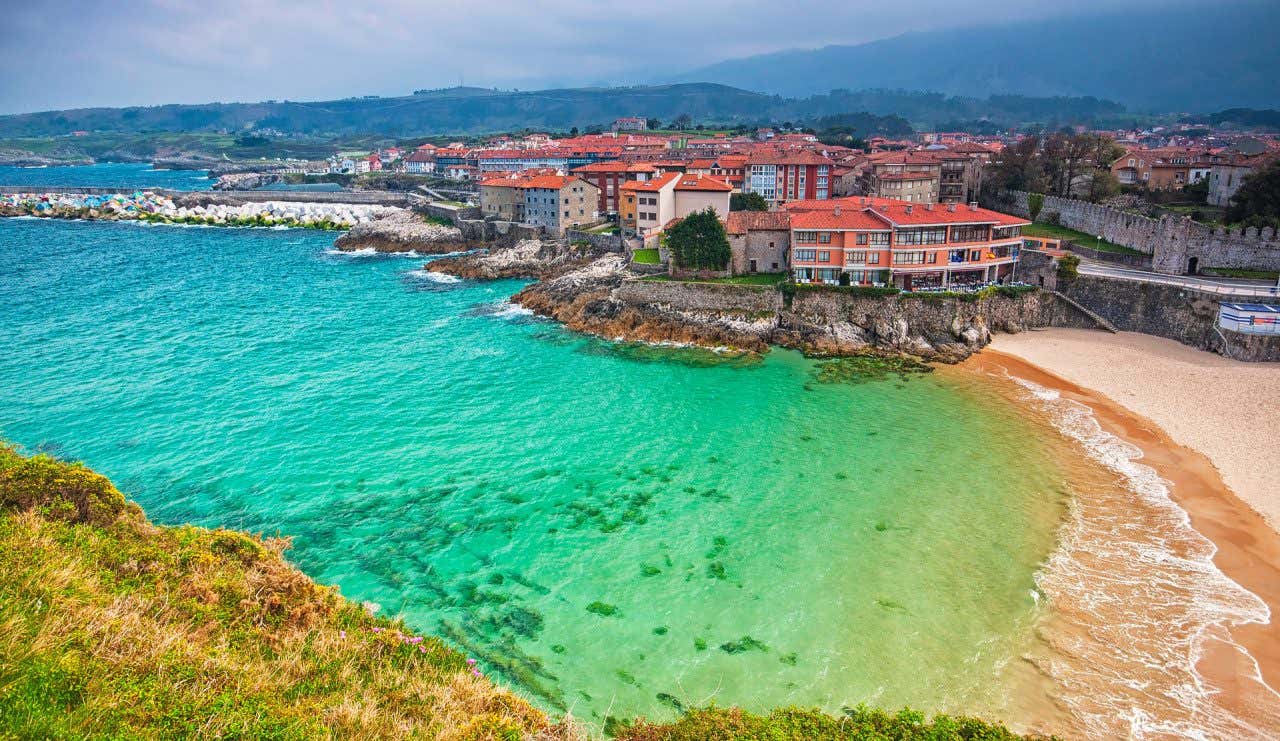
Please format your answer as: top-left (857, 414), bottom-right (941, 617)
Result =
top-left (333, 211), bottom-right (469, 253)
top-left (428, 239), bottom-right (594, 280)
top-left (212, 172), bottom-right (284, 191)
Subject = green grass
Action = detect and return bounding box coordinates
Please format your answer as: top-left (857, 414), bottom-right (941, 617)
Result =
top-left (706, 273), bottom-right (786, 285)
top-left (641, 273), bottom-right (785, 286)
top-left (1022, 223), bottom-right (1143, 256)
top-left (632, 248), bottom-right (661, 265)
top-left (1203, 267), bottom-right (1280, 280)
top-left (0, 443), bottom-right (564, 740)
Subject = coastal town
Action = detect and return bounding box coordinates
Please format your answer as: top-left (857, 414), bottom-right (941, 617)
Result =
top-left (5, 2), bottom-right (1280, 739)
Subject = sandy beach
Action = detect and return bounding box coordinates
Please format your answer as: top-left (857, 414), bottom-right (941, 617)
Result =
top-left (990, 329), bottom-right (1280, 532)
top-left (969, 329), bottom-right (1280, 737)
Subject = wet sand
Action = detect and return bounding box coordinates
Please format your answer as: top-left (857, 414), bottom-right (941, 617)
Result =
top-left (962, 335), bottom-right (1280, 737)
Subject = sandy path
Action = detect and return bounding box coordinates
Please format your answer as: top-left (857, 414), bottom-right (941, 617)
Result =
top-left (989, 328), bottom-right (1280, 532)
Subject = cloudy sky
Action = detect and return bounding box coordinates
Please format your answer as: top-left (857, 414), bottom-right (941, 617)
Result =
top-left (2, 0), bottom-right (1174, 114)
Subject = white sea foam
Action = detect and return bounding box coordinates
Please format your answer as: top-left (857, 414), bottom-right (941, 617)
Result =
top-left (489, 300), bottom-right (534, 319)
top-left (404, 269), bottom-right (461, 284)
top-left (1010, 375), bottom-right (1278, 740)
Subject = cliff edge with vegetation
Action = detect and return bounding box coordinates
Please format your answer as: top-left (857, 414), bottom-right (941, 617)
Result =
top-left (0, 443), bottom-right (1047, 739)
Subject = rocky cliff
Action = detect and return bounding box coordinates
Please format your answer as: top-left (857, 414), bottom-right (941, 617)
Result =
top-left (507, 261), bottom-right (1091, 361)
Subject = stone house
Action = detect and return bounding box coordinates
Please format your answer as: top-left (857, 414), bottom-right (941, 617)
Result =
top-left (521, 175), bottom-right (599, 235)
top-left (726, 210), bottom-right (792, 274)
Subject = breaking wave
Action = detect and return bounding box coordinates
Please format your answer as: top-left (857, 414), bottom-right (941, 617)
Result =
top-left (1011, 376), bottom-right (1277, 740)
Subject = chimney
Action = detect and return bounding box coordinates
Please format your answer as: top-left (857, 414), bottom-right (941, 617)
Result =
top-left (924, 203), bottom-right (934, 211)
top-left (947, 202), bottom-right (957, 212)
top-left (905, 205), bottom-right (913, 215)
top-left (833, 205), bottom-right (841, 216)
top-left (968, 201), bottom-right (979, 211)
top-left (861, 197), bottom-right (868, 206)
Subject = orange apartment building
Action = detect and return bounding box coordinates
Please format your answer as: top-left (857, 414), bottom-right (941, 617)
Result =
top-left (786, 197), bottom-right (1029, 290)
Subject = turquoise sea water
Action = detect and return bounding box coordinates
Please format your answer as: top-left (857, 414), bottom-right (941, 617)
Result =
top-left (0, 216), bottom-right (1069, 729)
top-left (0, 162), bottom-right (211, 190)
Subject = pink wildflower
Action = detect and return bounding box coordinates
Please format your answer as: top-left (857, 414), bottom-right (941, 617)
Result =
top-left (466, 658), bottom-right (477, 666)
top-left (339, 630), bottom-right (346, 639)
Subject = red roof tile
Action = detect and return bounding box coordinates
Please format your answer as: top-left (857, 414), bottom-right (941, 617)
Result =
top-left (724, 211), bottom-right (792, 234)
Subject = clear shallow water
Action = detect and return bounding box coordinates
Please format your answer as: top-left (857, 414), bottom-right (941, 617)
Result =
top-left (0, 162), bottom-right (211, 190)
top-left (0, 218), bottom-right (1069, 729)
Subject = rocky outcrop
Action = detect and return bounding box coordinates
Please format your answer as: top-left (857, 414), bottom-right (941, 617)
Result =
top-left (0, 149), bottom-right (94, 167)
top-left (510, 265), bottom-right (1096, 361)
top-left (510, 259), bottom-right (771, 353)
top-left (213, 172), bottom-right (283, 191)
top-left (429, 239), bottom-right (594, 280)
top-left (333, 212), bottom-right (469, 253)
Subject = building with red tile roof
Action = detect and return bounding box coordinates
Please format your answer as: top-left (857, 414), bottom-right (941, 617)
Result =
top-left (570, 161), bottom-right (659, 215)
top-left (785, 197), bottom-right (1030, 289)
top-left (619, 172), bottom-right (732, 242)
top-left (743, 150), bottom-right (837, 204)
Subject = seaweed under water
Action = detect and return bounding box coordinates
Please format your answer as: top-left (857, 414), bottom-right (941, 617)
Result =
top-left (811, 355), bottom-right (934, 385)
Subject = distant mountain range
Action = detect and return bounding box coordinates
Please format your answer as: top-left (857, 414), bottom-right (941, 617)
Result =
top-left (0, 85), bottom-right (780, 138)
top-left (0, 85), bottom-right (1151, 141)
top-left (671, 2), bottom-right (1280, 112)
top-left (3, 2), bottom-right (1275, 140)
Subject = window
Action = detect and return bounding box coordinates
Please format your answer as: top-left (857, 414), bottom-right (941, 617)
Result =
top-left (818, 232), bottom-right (831, 244)
top-left (817, 251), bottom-right (830, 262)
top-left (895, 228), bottom-right (947, 245)
top-left (893, 251), bottom-right (926, 265)
top-left (795, 249), bottom-right (817, 261)
top-left (817, 268), bottom-right (839, 281)
top-left (970, 250), bottom-right (981, 261)
top-left (868, 233), bottom-right (890, 246)
top-left (795, 231), bottom-right (818, 243)
top-left (856, 233), bottom-right (868, 245)
top-left (950, 225), bottom-right (989, 243)
top-left (846, 251), bottom-right (868, 265)
top-left (868, 252), bottom-right (879, 265)
top-left (927, 252), bottom-right (938, 264)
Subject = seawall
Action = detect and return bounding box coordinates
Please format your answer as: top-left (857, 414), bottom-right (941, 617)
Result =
top-left (601, 279), bottom-right (1106, 360)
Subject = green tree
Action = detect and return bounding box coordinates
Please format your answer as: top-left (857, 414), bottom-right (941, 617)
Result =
top-left (730, 192), bottom-right (768, 211)
top-left (671, 113), bottom-right (693, 130)
top-left (645, 117), bottom-right (662, 129)
top-left (666, 209), bottom-right (731, 270)
top-left (1225, 159), bottom-right (1280, 227)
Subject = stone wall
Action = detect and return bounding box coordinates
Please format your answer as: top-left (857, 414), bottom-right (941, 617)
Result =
top-left (729, 230), bottom-right (789, 274)
top-left (615, 279), bottom-right (783, 314)
top-left (420, 202), bottom-right (481, 222)
top-left (564, 229), bottom-right (624, 253)
top-left (455, 219), bottom-right (543, 246)
top-left (611, 279), bottom-right (1106, 360)
top-left (1060, 274), bottom-right (1280, 361)
top-left (994, 190), bottom-right (1280, 275)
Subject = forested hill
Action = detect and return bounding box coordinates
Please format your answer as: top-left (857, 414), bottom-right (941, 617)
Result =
top-left (0, 83), bottom-right (1137, 139)
top-left (672, 2), bottom-right (1280, 112)
top-left (0, 84), bottom-right (780, 138)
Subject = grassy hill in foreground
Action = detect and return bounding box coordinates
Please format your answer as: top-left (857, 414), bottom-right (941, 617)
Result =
top-left (0, 443), bottom-right (1044, 739)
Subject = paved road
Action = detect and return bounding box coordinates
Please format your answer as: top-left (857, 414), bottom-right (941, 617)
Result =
top-left (1079, 261), bottom-right (1280, 298)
